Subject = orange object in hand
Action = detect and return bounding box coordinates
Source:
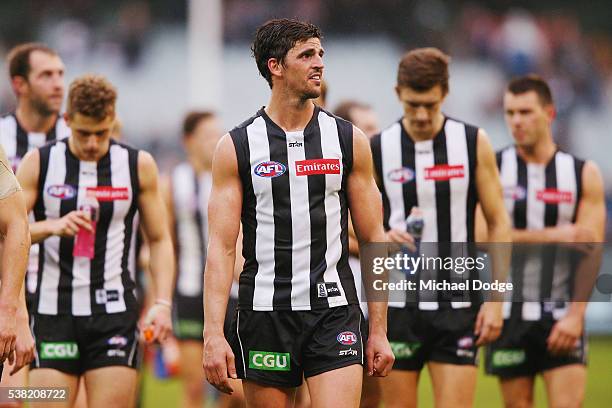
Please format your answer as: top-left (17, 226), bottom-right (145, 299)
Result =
top-left (144, 326), bottom-right (154, 343)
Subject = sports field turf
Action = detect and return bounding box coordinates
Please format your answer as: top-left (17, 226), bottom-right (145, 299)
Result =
top-left (141, 336), bottom-right (612, 407)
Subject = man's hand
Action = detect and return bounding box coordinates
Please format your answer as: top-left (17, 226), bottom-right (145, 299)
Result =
top-left (142, 302), bottom-right (172, 344)
top-left (475, 302), bottom-right (503, 346)
top-left (547, 313), bottom-right (583, 355)
top-left (203, 332), bottom-right (237, 394)
top-left (365, 330), bottom-right (394, 377)
top-left (10, 315), bottom-right (35, 375)
top-left (50, 211), bottom-right (92, 237)
top-left (385, 229), bottom-right (415, 245)
top-left (0, 303), bottom-right (17, 363)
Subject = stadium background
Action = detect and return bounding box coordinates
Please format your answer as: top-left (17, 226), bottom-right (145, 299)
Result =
top-left (1, 0), bottom-right (610, 406)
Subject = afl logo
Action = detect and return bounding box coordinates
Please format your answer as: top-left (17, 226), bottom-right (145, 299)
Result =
top-left (254, 161), bottom-right (286, 178)
top-left (47, 184), bottom-right (76, 199)
top-left (387, 167), bottom-right (414, 183)
top-left (504, 186), bottom-right (526, 201)
top-left (337, 331), bottom-right (357, 345)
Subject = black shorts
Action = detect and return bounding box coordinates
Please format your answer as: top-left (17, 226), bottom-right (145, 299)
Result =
top-left (227, 304), bottom-right (365, 388)
top-left (387, 306), bottom-right (479, 371)
top-left (30, 311), bottom-right (140, 375)
top-left (485, 317), bottom-right (587, 378)
top-left (173, 294), bottom-right (238, 341)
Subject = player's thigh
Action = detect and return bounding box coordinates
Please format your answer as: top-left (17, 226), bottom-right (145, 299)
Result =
top-left (218, 378), bottom-right (246, 408)
top-left (306, 363), bottom-right (362, 408)
top-left (427, 362), bottom-right (477, 408)
top-left (28, 369), bottom-right (79, 408)
top-left (379, 369), bottom-right (419, 408)
top-left (242, 380), bottom-right (295, 408)
top-left (73, 377), bottom-right (88, 408)
top-left (360, 372), bottom-right (381, 408)
top-left (498, 376), bottom-right (535, 408)
top-left (542, 364), bottom-right (586, 408)
top-left (0, 363), bottom-right (28, 408)
top-left (179, 340), bottom-right (205, 382)
top-left (83, 366), bottom-right (138, 408)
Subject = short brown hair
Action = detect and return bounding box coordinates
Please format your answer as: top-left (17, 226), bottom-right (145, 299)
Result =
top-left (182, 111), bottom-right (215, 137)
top-left (397, 47), bottom-right (450, 93)
top-left (333, 100), bottom-right (371, 122)
top-left (507, 74), bottom-right (553, 106)
top-left (7, 42), bottom-right (58, 80)
top-left (67, 75), bottom-right (117, 120)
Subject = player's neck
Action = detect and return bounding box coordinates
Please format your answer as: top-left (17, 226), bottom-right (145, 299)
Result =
top-left (67, 137), bottom-right (109, 162)
top-left (15, 102), bottom-right (58, 133)
top-left (265, 90), bottom-right (315, 132)
top-left (187, 154), bottom-right (211, 174)
top-left (402, 113), bottom-right (445, 142)
top-left (517, 137), bottom-right (556, 164)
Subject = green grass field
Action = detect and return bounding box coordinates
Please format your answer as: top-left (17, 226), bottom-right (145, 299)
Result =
top-left (141, 336), bottom-right (612, 407)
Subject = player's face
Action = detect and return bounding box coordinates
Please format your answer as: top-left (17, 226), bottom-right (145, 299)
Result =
top-left (66, 113), bottom-right (115, 161)
top-left (24, 51), bottom-right (65, 115)
top-left (396, 84), bottom-right (446, 138)
top-left (351, 107), bottom-right (380, 138)
top-left (185, 117), bottom-right (223, 166)
top-left (504, 91), bottom-right (553, 148)
top-left (282, 38), bottom-right (324, 100)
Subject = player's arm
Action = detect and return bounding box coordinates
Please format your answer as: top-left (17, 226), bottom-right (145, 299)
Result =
top-left (547, 161), bottom-right (605, 354)
top-left (348, 126), bottom-right (394, 377)
top-left (203, 134), bottom-right (242, 394)
top-left (137, 151), bottom-right (175, 343)
top-left (16, 150), bottom-right (91, 244)
top-left (474, 129), bottom-right (512, 345)
top-left (0, 146), bottom-right (30, 363)
top-left (159, 174), bottom-right (177, 249)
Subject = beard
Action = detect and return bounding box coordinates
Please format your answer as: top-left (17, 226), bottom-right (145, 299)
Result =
top-left (29, 94), bottom-right (60, 116)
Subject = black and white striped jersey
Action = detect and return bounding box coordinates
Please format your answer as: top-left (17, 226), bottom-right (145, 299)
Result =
top-left (230, 106), bottom-right (358, 311)
top-left (33, 139), bottom-right (140, 316)
top-left (0, 112), bottom-right (71, 295)
top-left (172, 162), bottom-right (211, 299)
top-left (0, 112), bottom-right (70, 171)
top-left (371, 116), bottom-right (479, 310)
top-left (497, 146), bottom-right (584, 320)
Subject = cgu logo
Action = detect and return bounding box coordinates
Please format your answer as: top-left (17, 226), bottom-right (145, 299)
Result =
top-left (40, 342), bottom-right (79, 360)
top-left (47, 184), bottom-right (76, 199)
top-left (249, 351), bottom-right (291, 371)
top-left (337, 331), bottom-right (357, 345)
top-left (387, 167), bottom-right (414, 183)
top-left (254, 161), bottom-right (287, 178)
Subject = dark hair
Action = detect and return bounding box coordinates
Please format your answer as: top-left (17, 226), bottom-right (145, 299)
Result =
top-left (252, 18), bottom-right (322, 88)
top-left (182, 111), bottom-right (215, 137)
top-left (7, 42), bottom-right (58, 80)
top-left (507, 74), bottom-right (553, 106)
top-left (67, 75), bottom-right (117, 120)
top-left (397, 47), bottom-right (450, 94)
top-left (333, 100), bottom-right (371, 122)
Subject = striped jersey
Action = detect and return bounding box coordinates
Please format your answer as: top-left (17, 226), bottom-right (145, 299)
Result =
top-left (497, 146), bottom-right (584, 320)
top-left (33, 139), bottom-right (140, 316)
top-left (172, 162), bottom-right (211, 298)
top-left (230, 106), bottom-right (357, 311)
top-left (0, 112), bottom-right (70, 295)
top-left (371, 116), bottom-right (479, 310)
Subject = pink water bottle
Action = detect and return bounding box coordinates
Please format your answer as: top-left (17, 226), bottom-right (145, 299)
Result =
top-left (73, 194), bottom-right (99, 259)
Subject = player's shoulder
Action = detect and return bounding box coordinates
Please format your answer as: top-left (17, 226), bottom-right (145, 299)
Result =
top-left (375, 119), bottom-right (402, 141)
top-left (0, 111), bottom-right (15, 121)
top-left (109, 139), bottom-right (140, 155)
top-left (555, 147), bottom-right (586, 167)
top-left (230, 109), bottom-right (264, 134)
top-left (444, 115), bottom-right (480, 138)
top-left (0, 112), bottom-right (16, 135)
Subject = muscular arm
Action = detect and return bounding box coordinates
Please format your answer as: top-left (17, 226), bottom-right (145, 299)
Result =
top-left (0, 148), bottom-right (30, 313)
top-left (203, 134), bottom-right (242, 336)
top-left (138, 152), bottom-right (175, 306)
top-left (474, 129), bottom-right (511, 344)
